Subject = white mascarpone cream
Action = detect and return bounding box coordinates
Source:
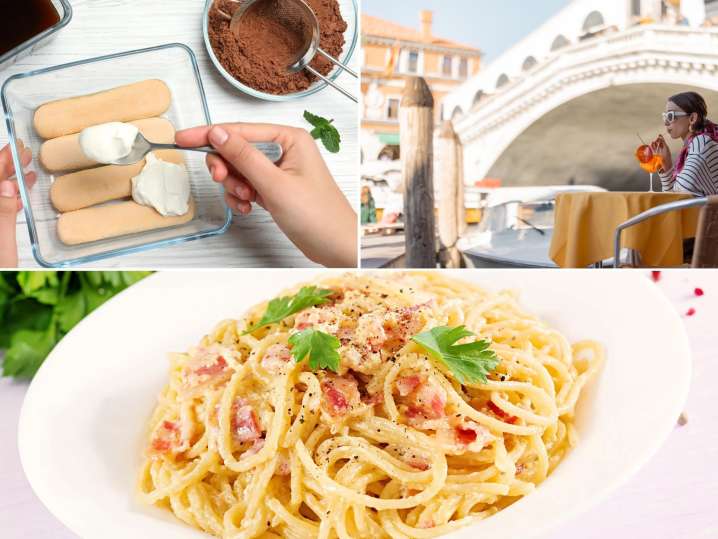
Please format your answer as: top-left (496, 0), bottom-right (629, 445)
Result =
top-left (78, 122), bottom-right (139, 164)
top-left (131, 153), bottom-right (191, 217)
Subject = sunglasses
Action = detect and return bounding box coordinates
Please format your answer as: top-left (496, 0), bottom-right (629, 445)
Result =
top-left (662, 111), bottom-right (690, 124)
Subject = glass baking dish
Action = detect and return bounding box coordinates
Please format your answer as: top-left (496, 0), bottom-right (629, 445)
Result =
top-left (0, 0), bottom-right (73, 72)
top-left (1, 43), bottom-right (232, 268)
top-left (202, 0), bottom-right (359, 101)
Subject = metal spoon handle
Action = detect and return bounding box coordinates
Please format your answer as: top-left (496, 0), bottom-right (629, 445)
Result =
top-left (316, 48), bottom-right (358, 78)
top-left (304, 65), bottom-right (358, 103)
top-left (154, 142), bottom-right (284, 163)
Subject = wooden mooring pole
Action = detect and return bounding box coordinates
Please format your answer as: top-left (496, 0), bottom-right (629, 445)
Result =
top-left (437, 121), bottom-right (466, 268)
top-left (400, 77), bottom-right (436, 268)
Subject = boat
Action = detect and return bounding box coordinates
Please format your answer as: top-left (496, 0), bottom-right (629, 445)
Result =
top-left (459, 185), bottom-right (606, 268)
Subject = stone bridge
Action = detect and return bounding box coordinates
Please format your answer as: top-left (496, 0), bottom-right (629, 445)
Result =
top-left (443, 0), bottom-right (718, 190)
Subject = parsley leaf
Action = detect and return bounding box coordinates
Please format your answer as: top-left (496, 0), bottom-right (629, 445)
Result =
top-left (55, 291), bottom-right (86, 333)
top-left (411, 326), bottom-right (500, 384)
top-left (0, 298), bottom-right (53, 349)
top-left (17, 271), bottom-right (61, 305)
top-left (0, 271), bottom-right (151, 379)
top-left (304, 110), bottom-right (341, 153)
top-left (289, 329), bottom-right (340, 372)
top-left (243, 286), bottom-right (333, 335)
top-left (3, 328), bottom-right (57, 379)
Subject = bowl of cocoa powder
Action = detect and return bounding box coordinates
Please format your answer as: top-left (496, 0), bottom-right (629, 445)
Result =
top-left (203, 0), bottom-right (358, 101)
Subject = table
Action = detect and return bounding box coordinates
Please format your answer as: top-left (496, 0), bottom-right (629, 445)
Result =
top-left (1, 271), bottom-right (716, 539)
top-left (550, 192), bottom-right (699, 268)
top-left (0, 0), bottom-right (359, 269)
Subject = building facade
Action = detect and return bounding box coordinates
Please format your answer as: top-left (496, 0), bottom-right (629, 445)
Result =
top-left (361, 11), bottom-right (482, 163)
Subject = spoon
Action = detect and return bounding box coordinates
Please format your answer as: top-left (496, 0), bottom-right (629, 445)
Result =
top-left (110, 131), bottom-right (284, 166)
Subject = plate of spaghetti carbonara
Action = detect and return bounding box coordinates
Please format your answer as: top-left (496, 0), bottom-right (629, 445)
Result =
top-left (18, 271), bottom-right (691, 539)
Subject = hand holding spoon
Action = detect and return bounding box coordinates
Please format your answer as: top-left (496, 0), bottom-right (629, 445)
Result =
top-left (110, 131), bottom-right (283, 166)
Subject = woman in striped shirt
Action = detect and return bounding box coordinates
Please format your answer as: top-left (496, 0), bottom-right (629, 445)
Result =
top-left (652, 91), bottom-right (718, 196)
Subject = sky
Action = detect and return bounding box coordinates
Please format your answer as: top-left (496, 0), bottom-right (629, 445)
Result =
top-left (361, 0), bottom-right (572, 63)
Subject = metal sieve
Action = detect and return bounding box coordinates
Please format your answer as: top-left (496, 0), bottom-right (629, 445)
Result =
top-left (216, 0), bottom-right (357, 102)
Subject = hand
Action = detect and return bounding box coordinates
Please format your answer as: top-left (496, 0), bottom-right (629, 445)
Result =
top-left (175, 123), bottom-right (357, 268)
top-left (0, 141), bottom-right (36, 268)
top-left (651, 135), bottom-right (673, 173)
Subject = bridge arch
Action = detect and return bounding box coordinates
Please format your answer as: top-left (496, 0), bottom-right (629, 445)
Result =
top-left (496, 74), bottom-right (510, 89)
top-left (450, 25), bottom-right (718, 191)
top-left (582, 10), bottom-right (605, 32)
top-left (551, 34), bottom-right (570, 52)
top-left (522, 56), bottom-right (538, 72)
top-left (451, 106), bottom-right (464, 120)
top-left (481, 82), bottom-right (718, 191)
top-left (472, 89), bottom-right (486, 106)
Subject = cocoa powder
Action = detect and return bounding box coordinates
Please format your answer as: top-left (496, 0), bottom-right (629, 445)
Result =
top-left (209, 0), bottom-right (347, 95)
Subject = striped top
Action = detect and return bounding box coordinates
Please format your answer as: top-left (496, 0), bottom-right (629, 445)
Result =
top-left (659, 134), bottom-right (718, 196)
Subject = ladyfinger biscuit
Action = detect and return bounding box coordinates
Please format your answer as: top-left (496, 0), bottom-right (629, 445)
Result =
top-left (39, 117), bottom-right (176, 173)
top-left (57, 198), bottom-right (196, 246)
top-left (50, 150), bottom-right (184, 212)
top-left (34, 80), bottom-right (171, 139)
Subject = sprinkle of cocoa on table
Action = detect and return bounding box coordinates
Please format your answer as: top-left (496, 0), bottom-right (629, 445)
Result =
top-left (208, 0), bottom-right (347, 95)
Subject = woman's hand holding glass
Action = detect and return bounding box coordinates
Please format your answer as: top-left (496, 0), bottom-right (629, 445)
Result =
top-left (651, 134), bottom-right (673, 173)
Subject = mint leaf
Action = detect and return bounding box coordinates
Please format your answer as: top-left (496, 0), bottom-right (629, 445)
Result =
top-left (411, 326), bottom-right (500, 384)
top-left (243, 286), bottom-right (333, 334)
top-left (304, 110), bottom-right (341, 154)
top-left (303, 110), bottom-right (325, 127)
top-left (321, 128), bottom-right (341, 154)
top-left (289, 329), bottom-right (340, 372)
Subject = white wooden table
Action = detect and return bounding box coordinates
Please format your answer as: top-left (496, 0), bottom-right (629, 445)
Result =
top-left (1, 270), bottom-right (716, 538)
top-left (0, 0), bottom-right (359, 268)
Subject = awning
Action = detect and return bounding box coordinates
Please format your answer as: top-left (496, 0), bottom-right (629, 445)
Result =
top-left (378, 133), bottom-right (400, 145)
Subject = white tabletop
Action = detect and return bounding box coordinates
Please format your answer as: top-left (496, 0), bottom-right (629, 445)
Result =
top-left (0, 269), bottom-right (716, 539)
top-left (0, 0), bottom-right (359, 269)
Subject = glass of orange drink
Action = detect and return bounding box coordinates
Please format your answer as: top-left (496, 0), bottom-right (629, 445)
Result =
top-left (635, 144), bottom-right (663, 192)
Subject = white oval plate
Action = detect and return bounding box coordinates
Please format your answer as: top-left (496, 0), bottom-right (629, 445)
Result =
top-left (18, 270), bottom-right (691, 539)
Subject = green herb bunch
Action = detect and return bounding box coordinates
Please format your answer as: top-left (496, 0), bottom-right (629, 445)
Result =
top-left (0, 271), bottom-right (151, 379)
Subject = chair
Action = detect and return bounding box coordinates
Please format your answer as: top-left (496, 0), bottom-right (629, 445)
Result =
top-left (693, 196), bottom-right (718, 267)
top-left (613, 196), bottom-right (718, 268)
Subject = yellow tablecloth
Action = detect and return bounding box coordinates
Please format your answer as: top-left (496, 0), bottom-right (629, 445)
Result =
top-left (550, 192), bottom-right (700, 268)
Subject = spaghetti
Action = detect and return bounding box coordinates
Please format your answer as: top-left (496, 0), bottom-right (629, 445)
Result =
top-left (138, 272), bottom-right (603, 538)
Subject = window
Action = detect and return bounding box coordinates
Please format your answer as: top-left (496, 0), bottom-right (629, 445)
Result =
top-left (631, 0), bottom-right (641, 17)
top-left (442, 56), bottom-right (453, 77)
top-left (459, 58), bottom-right (469, 79)
top-left (407, 50), bottom-right (419, 73)
top-left (387, 98), bottom-right (400, 120)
